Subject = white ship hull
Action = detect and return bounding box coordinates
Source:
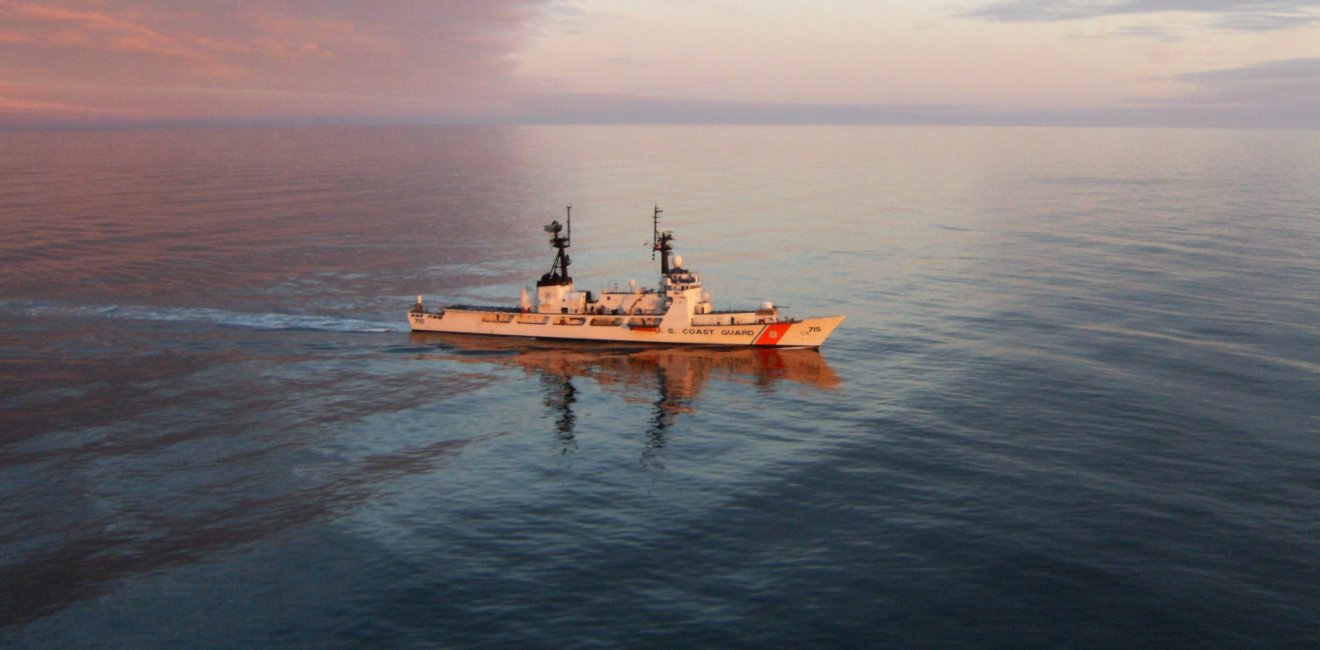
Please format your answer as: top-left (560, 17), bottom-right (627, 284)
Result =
top-left (409, 308), bottom-right (844, 347)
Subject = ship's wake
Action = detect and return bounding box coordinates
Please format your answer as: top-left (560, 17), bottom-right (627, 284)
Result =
top-left (2, 300), bottom-right (403, 333)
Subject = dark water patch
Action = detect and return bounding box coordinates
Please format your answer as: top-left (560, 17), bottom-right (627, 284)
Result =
top-left (0, 430), bottom-right (503, 628)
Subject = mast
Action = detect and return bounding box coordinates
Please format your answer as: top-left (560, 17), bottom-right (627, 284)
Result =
top-left (651, 205), bottom-right (673, 275)
top-left (539, 206), bottom-right (572, 286)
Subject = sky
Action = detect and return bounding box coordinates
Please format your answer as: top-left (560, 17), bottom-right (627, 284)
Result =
top-left (2, 0), bottom-right (1318, 128)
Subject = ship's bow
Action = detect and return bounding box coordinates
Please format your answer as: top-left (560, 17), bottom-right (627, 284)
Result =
top-left (763, 315), bottom-right (845, 347)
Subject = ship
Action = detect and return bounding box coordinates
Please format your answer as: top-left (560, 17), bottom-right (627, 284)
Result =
top-left (408, 206), bottom-right (845, 347)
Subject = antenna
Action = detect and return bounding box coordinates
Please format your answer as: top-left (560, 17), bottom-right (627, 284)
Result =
top-left (650, 205), bottom-right (673, 274)
top-left (651, 205), bottom-right (663, 260)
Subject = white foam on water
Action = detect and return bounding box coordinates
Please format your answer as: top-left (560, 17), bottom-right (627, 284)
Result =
top-left (3, 300), bottom-right (403, 333)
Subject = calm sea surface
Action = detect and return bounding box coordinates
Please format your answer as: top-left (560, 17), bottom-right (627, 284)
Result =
top-left (1, 125), bottom-right (1318, 648)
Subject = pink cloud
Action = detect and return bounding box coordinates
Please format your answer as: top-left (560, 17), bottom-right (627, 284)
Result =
top-left (0, 95), bottom-right (105, 115)
top-left (8, 1), bottom-right (196, 59)
top-left (0, 0), bottom-right (552, 125)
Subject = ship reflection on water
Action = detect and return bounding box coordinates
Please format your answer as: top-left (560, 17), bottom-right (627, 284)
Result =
top-left (408, 333), bottom-right (840, 456)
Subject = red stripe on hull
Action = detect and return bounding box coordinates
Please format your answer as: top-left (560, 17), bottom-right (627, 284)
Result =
top-left (753, 322), bottom-right (793, 346)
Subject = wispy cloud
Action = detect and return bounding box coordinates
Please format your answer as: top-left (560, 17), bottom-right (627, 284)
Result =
top-left (498, 91), bottom-right (1320, 128)
top-left (501, 93), bottom-right (991, 125)
top-left (1088, 57), bottom-right (1320, 126)
top-left (501, 56), bottom-right (1320, 128)
top-left (4, 1), bottom-right (1318, 128)
top-left (0, 91), bottom-right (112, 115)
top-left (1110, 24), bottom-right (1186, 40)
top-left (962, 0), bottom-right (1320, 30)
top-left (1161, 57), bottom-right (1320, 104)
top-left (0, 0), bottom-right (552, 125)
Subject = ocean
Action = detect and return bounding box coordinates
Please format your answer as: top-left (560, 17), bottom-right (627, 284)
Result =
top-left (1, 125), bottom-right (1317, 648)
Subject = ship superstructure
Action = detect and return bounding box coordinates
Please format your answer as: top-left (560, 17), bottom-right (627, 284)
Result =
top-left (408, 207), bottom-right (844, 347)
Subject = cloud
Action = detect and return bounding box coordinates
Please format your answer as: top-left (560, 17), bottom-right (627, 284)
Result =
top-left (7, 3), bottom-right (192, 56)
top-left (962, 0), bottom-right (1320, 30)
top-left (497, 56), bottom-right (1320, 128)
top-left (1108, 24), bottom-right (1185, 40)
top-left (1163, 57), bottom-right (1320, 105)
top-left (0, 0), bottom-right (552, 125)
top-left (0, 92), bottom-right (112, 116)
top-left (500, 93), bottom-right (995, 125)
top-left (1069, 57), bottom-right (1320, 127)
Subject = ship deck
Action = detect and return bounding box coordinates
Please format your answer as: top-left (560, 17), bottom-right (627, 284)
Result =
top-left (434, 305), bottom-right (771, 316)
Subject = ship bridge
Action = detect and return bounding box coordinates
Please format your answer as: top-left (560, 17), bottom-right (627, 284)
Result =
top-left (664, 269), bottom-right (700, 291)
top-left (661, 256), bottom-right (713, 316)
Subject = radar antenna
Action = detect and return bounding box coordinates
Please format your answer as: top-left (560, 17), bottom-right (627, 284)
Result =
top-left (539, 206), bottom-right (572, 286)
